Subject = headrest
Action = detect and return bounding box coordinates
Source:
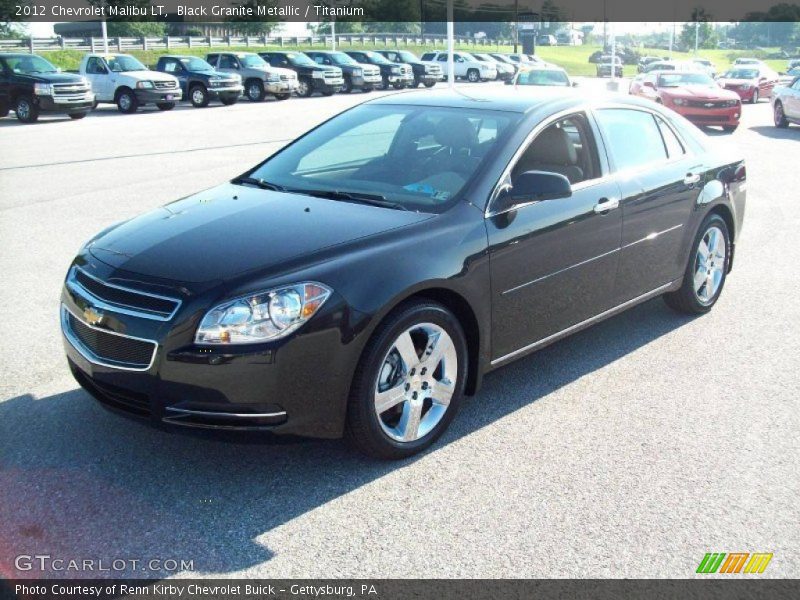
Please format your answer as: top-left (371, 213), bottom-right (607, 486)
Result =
top-left (433, 116), bottom-right (476, 150)
top-left (527, 126), bottom-right (577, 165)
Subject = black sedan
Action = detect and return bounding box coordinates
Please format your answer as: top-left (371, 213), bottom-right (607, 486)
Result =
top-left (61, 90), bottom-right (746, 459)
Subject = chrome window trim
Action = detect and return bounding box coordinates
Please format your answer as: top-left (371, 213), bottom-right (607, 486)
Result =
top-left (491, 281), bottom-right (676, 367)
top-left (68, 266), bottom-right (181, 322)
top-left (61, 304), bottom-right (158, 372)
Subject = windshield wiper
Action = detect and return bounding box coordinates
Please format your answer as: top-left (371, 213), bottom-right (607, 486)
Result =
top-left (231, 176), bottom-right (286, 192)
top-left (297, 188), bottom-right (409, 211)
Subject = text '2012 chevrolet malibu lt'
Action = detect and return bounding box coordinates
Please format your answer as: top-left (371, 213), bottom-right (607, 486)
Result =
top-left (62, 90), bottom-right (746, 459)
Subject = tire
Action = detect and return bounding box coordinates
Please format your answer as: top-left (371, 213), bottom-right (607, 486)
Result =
top-left (297, 78), bottom-right (314, 98)
top-left (68, 112), bottom-right (88, 120)
top-left (116, 89), bottom-right (138, 114)
top-left (274, 93), bottom-right (291, 101)
top-left (341, 77), bottom-right (353, 93)
top-left (423, 81), bottom-right (436, 88)
top-left (751, 89), bottom-right (759, 104)
top-left (0, 102), bottom-right (9, 118)
top-left (220, 94), bottom-right (239, 106)
top-left (774, 101), bottom-right (789, 128)
top-left (722, 125), bottom-right (738, 132)
top-left (362, 85), bottom-right (373, 93)
top-left (14, 96), bottom-right (39, 123)
top-left (663, 213), bottom-right (730, 314)
top-left (189, 84), bottom-right (209, 108)
top-left (467, 69), bottom-right (480, 83)
top-left (380, 77), bottom-right (390, 91)
top-left (392, 81), bottom-right (405, 89)
top-left (156, 102), bottom-right (175, 111)
top-left (345, 300), bottom-right (468, 460)
top-left (322, 90), bottom-right (335, 96)
top-left (412, 78), bottom-right (421, 88)
top-left (245, 79), bottom-right (265, 102)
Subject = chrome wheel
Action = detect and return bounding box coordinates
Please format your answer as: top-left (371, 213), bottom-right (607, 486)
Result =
top-left (247, 82), bottom-right (262, 101)
top-left (191, 87), bottom-right (207, 106)
top-left (694, 226), bottom-right (726, 304)
top-left (119, 94), bottom-right (132, 111)
top-left (297, 80), bottom-right (311, 97)
top-left (374, 323), bottom-right (457, 443)
top-left (16, 99), bottom-right (30, 120)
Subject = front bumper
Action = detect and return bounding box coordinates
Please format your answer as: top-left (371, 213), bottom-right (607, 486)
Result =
top-left (265, 81), bottom-right (298, 94)
top-left (60, 262), bottom-right (360, 439)
top-left (36, 93), bottom-right (95, 113)
top-left (353, 74), bottom-right (382, 87)
top-left (208, 84), bottom-right (243, 97)
top-left (135, 88), bottom-right (182, 103)
top-left (386, 74), bottom-right (414, 85)
top-left (672, 104), bottom-right (741, 126)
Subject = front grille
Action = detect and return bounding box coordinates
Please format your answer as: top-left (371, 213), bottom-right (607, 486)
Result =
top-left (427, 65), bottom-right (442, 75)
top-left (686, 100), bottom-right (730, 108)
top-left (67, 311), bottom-right (156, 369)
top-left (686, 114), bottom-right (729, 122)
top-left (154, 80), bottom-right (177, 90)
top-left (52, 83), bottom-right (90, 96)
top-left (280, 73), bottom-right (296, 81)
top-left (400, 65), bottom-right (411, 75)
top-left (72, 268), bottom-right (180, 320)
top-left (73, 366), bottom-right (152, 417)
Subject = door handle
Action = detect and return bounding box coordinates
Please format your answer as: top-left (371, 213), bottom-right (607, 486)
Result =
top-left (593, 197), bottom-right (619, 214)
top-left (684, 172), bottom-right (702, 186)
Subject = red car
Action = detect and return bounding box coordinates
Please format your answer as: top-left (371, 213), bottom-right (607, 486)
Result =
top-left (630, 71), bottom-right (742, 132)
top-left (717, 66), bottom-right (778, 103)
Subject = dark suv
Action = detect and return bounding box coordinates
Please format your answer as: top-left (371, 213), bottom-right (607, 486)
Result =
top-left (154, 55), bottom-right (242, 107)
top-left (259, 51), bottom-right (343, 97)
top-left (0, 53), bottom-right (94, 123)
top-left (304, 51), bottom-right (382, 93)
top-left (375, 50), bottom-right (442, 88)
top-left (344, 50), bottom-right (414, 90)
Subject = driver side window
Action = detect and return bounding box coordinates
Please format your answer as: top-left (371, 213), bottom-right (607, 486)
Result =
top-left (511, 113), bottom-right (600, 186)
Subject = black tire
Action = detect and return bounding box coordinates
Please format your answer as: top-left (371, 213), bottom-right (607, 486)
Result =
top-left (15, 96), bottom-right (39, 123)
top-left (664, 213), bottom-right (730, 314)
top-left (345, 300), bottom-right (468, 460)
top-left (245, 79), bottom-right (265, 102)
top-left (220, 94), bottom-right (239, 106)
top-left (68, 112), bottom-right (88, 120)
top-left (392, 81), bottom-right (405, 89)
top-left (116, 89), bottom-right (138, 114)
top-left (297, 78), bottom-right (314, 98)
top-left (412, 78), bottom-right (422, 88)
top-left (423, 81), bottom-right (436, 88)
top-left (774, 101), bottom-right (789, 128)
top-left (0, 102), bottom-right (9, 118)
top-left (341, 77), bottom-right (353, 93)
top-left (380, 77), bottom-right (390, 91)
top-left (321, 90), bottom-right (335, 96)
top-left (751, 89), bottom-right (759, 104)
top-left (189, 84), bottom-right (210, 108)
top-left (362, 85), bottom-right (373, 93)
top-left (467, 69), bottom-right (480, 83)
top-left (274, 93), bottom-right (291, 101)
top-left (722, 125), bottom-right (738, 132)
top-left (156, 102), bottom-right (175, 111)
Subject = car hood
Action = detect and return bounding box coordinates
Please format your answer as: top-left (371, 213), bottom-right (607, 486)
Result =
top-left (116, 70), bottom-right (176, 82)
top-left (16, 72), bottom-right (86, 84)
top-left (660, 85), bottom-right (739, 100)
top-left (88, 183), bottom-right (433, 283)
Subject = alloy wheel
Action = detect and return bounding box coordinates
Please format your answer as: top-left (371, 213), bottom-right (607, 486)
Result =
top-left (247, 82), bottom-right (262, 101)
top-left (192, 87), bottom-right (207, 106)
top-left (374, 323), bottom-right (457, 443)
top-left (297, 80), bottom-right (310, 96)
top-left (775, 102), bottom-right (788, 127)
top-left (119, 94), bottom-right (132, 111)
top-left (16, 99), bottom-right (30, 120)
top-left (694, 226), bottom-right (726, 304)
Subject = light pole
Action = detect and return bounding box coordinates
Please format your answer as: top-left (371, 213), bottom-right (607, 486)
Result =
top-left (447, 0), bottom-right (454, 89)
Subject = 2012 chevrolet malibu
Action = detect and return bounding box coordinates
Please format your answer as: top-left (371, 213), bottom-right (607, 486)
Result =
top-left (62, 90), bottom-right (746, 459)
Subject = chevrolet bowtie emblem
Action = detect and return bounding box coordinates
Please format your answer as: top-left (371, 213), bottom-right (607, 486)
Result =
top-left (83, 306), bottom-right (103, 326)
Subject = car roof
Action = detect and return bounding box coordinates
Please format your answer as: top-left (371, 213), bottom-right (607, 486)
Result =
top-left (364, 88), bottom-right (656, 114)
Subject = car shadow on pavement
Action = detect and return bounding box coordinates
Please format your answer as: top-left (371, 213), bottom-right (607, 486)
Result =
top-left (748, 125), bottom-right (800, 140)
top-left (0, 298), bottom-right (695, 579)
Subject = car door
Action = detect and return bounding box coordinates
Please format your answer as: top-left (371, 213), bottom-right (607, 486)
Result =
top-left (0, 59), bottom-right (10, 109)
top-left (162, 58), bottom-right (188, 96)
top-left (486, 112), bottom-right (623, 361)
top-left (593, 107), bottom-right (702, 302)
top-left (84, 56), bottom-right (111, 101)
top-left (786, 78), bottom-right (800, 118)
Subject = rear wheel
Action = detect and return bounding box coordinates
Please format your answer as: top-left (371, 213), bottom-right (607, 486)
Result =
top-left (274, 93), bottom-right (291, 101)
top-left (156, 102), bottom-right (175, 111)
top-left (68, 112), bottom-right (88, 120)
top-left (346, 300), bottom-right (468, 459)
top-left (467, 69), bottom-right (480, 83)
top-left (341, 77), bottom-right (353, 93)
top-left (189, 84), bottom-right (210, 108)
top-left (246, 80), bottom-right (265, 102)
top-left (116, 89), bottom-right (138, 114)
top-left (423, 81), bottom-right (436, 88)
top-left (751, 89), bottom-right (759, 104)
top-left (297, 78), bottom-right (314, 97)
top-left (15, 96), bottom-right (39, 123)
top-left (664, 213), bottom-right (730, 314)
top-left (774, 101), bottom-right (789, 128)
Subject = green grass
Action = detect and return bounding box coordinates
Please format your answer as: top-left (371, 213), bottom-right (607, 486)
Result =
top-left (42, 43), bottom-right (792, 76)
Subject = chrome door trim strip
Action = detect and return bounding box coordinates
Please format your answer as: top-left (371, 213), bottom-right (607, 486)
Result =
top-left (490, 281), bottom-right (676, 367)
top-left (61, 304), bottom-right (158, 372)
top-left (501, 247), bottom-right (621, 296)
top-left (621, 224), bottom-right (684, 249)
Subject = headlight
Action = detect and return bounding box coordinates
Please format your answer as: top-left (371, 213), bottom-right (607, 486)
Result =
top-left (390, 67), bottom-right (401, 74)
top-left (33, 83), bottom-right (53, 95)
top-left (724, 99), bottom-right (739, 107)
top-left (195, 283), bottom-right (332, 345)
top-left (312, 71), bottom-right (325, 79)
top-left (136, 81), bottom-right (154, 89)
top-left (671, 97), bottom-right (687, 106)
top-left (267, 73), bottom-right (281, 82)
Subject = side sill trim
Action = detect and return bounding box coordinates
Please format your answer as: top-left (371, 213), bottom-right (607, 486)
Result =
top-left (490, 280), bottom-right (676, 367)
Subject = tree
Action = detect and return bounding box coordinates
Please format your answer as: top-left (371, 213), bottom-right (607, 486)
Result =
top-left (680, 9), bottom-right (719, 51)
top-left (1, 0), bottom-right (28, 39)
top-left (106, 22), bottom-right (166, 37)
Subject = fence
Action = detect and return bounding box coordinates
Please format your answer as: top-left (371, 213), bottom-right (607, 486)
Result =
top-left (0, 34), bottom-right (514, 54)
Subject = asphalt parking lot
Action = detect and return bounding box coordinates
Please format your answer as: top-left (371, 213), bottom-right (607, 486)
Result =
top-left (1, 81), bottom-right (799, 579)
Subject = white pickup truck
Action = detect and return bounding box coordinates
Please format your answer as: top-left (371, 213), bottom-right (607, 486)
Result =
top-left (419, 51), bottom-right (497, 82)
top-left (78, 53), bottom-right (182, 113)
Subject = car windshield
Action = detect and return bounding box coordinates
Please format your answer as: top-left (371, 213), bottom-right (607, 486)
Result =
top-left (725, 69), bottom-right (758, 79)
top-left (328, 52), bottom-right (358, 66)
top-left (398, 51), bottom-right (419, 62)
top-left (473, 54), bottom-right (492, 61)
top-left (246, 104), bottom-right (518, 213)
top-left (658, 73), bottom-right (715, 87)
top-left (363, 51), bottom-right (391, 64)
top-left (179, 57), bottom-right (214, 72)
top-left (788, 67), bottom-right (800, 76)
top-left (516, 69), bottom-right (570, 86)
top-left (107, 55), bottom-right (147, 72)
top-left (4, 55), bottom-right (58, 74)
top-left (286, 52), bottom-right (316, 67)
top-left (240, 54), bottom-right (267, 68)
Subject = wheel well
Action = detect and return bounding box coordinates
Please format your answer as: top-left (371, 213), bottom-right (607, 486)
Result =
top-left (404, 288), bottom-right (481, 396)
top-left (708, 204), bottom-right (736, 271)
top-left (190, 81), bottom-right (206, 91)
top-left (244, 77), bottom-right (263, 88)
top-left (114, 86), bottom-right (132, 102)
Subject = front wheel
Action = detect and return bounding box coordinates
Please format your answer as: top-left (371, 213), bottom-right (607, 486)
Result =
top-left (751, 89), bottom-right (759, 104)
top-left (69, 112), bottom-right (88, 120)
top-left (297, 78), bottom-right (314, 98)
top-left (423, 81), bottom-right (436, 88)
top-left (664, 214), bottom-right (730, 314)
top-left (467, 69), bottom-right (480, 83)
top-left (116, 89), bottom-right (138, 113)
top-left (246, 80), bottom-right (265, 102)
top-left (774, 101), bottom-right (789, 128)
top-left (156, 102), bottom-right (175, 111)
top-left (346, 300), bottom-right (468, 459)
top-left (722, 125), bottom-right (738, 132)
top-left (15, 96), bottom-right (39, 123)
top-left (274, 93), bottom-right (291, 101)
top-left (189, 85), bottom-right (209, 108)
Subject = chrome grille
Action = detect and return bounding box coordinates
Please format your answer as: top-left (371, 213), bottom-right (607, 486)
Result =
top-left (68, 267), bottom-right (181, 321)
top-left (280, 73), bottom-right (296, 81)
top-left (154, 80), bottom-right (178, 90)
top-left (52, 82), bottom-right (91, 96)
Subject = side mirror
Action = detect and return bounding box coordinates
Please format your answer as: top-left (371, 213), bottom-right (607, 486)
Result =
top-left (759, 77), bottom-right (766, 82)
top-left (571, 81), bottom-right (579, 87)
top-left (495, 171), bottom-right (572, 212)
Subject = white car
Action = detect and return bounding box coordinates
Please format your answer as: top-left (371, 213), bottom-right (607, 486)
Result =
top-left (776, 66), bottom-right (800, 88)
top-left (470, 53), bottom-right (515, 81)
top-left (79, 53), bottom-right (181, 113)
top-left (772, 74), bottom-right (800, 128)
top-left (420, 51), bottom-right (497, 82)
